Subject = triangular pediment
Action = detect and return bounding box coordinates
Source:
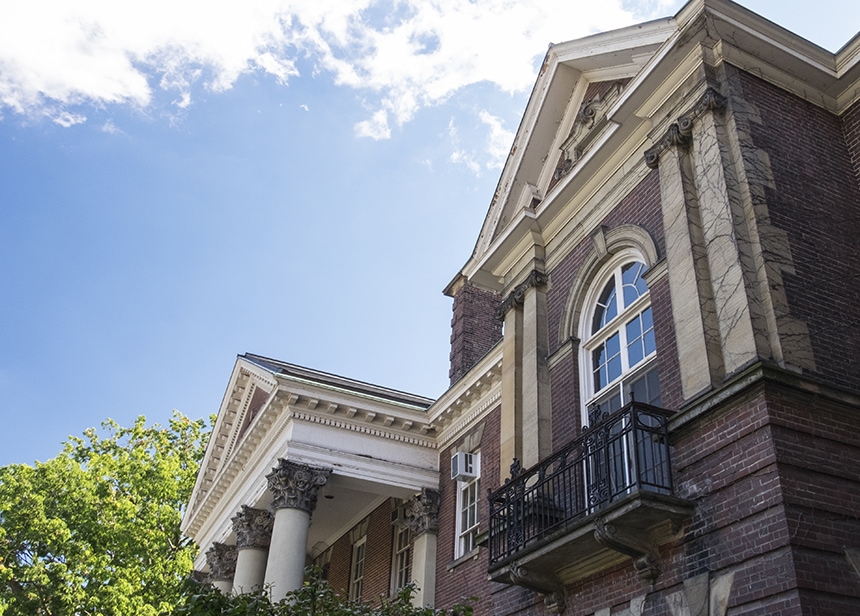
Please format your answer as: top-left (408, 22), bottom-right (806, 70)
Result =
top-left (459, 0), bottom-right (860, 293)
top-left (471, 21), bottom-right (674, 270)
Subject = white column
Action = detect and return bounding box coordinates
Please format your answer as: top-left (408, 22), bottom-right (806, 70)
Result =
top-left (406, 488), bottom-right (440, 608)
top-left (205, 542), bottom-right (237, 595)
top-left (263, 459), bottom-right (331, 603)
top-left (231, 506), bottom-right (273, 595)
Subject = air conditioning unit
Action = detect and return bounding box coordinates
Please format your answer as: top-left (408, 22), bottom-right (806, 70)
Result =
top-left (450, 451), bottom-right (478, 482)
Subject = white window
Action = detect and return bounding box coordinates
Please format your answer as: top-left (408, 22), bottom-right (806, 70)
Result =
top-left (455, 451), bottom-right (480, 558)
top-left (582, 259), bottom-right (660, 419)
top-left (391, 524), bottom-right (411, 593)
top-left (349, 534), bottom-right (367, 601)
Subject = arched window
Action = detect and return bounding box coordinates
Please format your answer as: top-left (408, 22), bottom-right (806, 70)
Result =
top-left (582, 259), bottom-right (660, 419)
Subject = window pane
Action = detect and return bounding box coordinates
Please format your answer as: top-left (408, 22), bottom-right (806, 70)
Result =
top-left (628, 367), bottom-right (661, 406)
top-left (621, 262), bottom-right (648, 307)
top-left (642, 307), bottom-right (656, 356)
top-left (592, 278), bottom-right (617, 333)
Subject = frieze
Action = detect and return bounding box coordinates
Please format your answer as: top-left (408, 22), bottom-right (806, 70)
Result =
top-left (495, 270), bottom-right (549, 320)
top-left (644, 87), bottom-right (728, 169)
top-left (231, 505), bottom-right (273, 549)
top-left (266, 459), bottom-right (331, 513)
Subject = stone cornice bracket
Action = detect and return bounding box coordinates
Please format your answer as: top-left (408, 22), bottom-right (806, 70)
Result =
top-left (405, 488), bottom-right (440, 537)
top-left (266, 459), bottom-right (332, 513)
top-left (509, 561), bottom-right (566, 614)
top-left (231, 505), bottom-right (274, 550)
top-left (495, 270), bottom-right (549, 320)
top-left (205, 542), bottom-right (237, 581)
top-left (644, 86), bottom-right (727, 169)
top-left (593, 517), bottom-right (661, 584)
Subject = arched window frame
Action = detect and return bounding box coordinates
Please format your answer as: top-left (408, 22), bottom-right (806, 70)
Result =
top-left (578, 249), bottom-right (659, 423)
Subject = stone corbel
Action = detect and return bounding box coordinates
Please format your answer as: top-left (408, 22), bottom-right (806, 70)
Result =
top-left (594, 517), bottom-right (661, 583)
top-left (509, 561), bottom-right (566, 614)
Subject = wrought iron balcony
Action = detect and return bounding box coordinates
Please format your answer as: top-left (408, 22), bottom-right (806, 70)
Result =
top-left (486, 401), bottom-right (692, 611)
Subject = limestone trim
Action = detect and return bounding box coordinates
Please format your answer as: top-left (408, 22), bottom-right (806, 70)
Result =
top-left (644, 87), bottom-right (727, 169)
top-left (495, 269), bottom-right (549, 319)
top-left (508, 562), bottom-right (566, 614)
top-left (593, 517), bottom-right (660, 583)
top-left (205, 542), bottom-right (237, 581)
top-left (404, 488), bottom-right (440, 538)
top-left (429, 348), bottom-right (503, 448)
top-left (267, 459), bottom-right (331, 513)
top-left (231, 505), bottom-right (273, 550)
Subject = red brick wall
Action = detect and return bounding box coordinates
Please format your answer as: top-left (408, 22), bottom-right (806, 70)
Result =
top-left (546, 169), bottom-right (669, 451)
top-left (841, 97), bottom-right (860, 187)
top-left (434, 407), bottom-right (502, 615)
top-left (325, 499), bottom-right (396, 603)
top-left (449, 283), bottom-right (503, 385)
top-left (737, 71), bottom-right (860, 392)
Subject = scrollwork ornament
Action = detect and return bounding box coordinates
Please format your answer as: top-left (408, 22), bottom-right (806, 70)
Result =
top-left (205, 542), bottom-right (237, 581)
top-left (231, 505), bottom-right (274, 549)
top-left (405, 488), bottom-right (440, 537)
top-left (266, 459), bottom-right (331, 513)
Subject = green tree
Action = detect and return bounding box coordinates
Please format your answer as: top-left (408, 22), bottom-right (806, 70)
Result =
top-left (172, 569), bottom-right (476, 616)
top-left (0, 413), bottom-right (208, 616)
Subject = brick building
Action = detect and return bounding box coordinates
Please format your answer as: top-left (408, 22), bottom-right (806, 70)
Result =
top-left (181, 0), bottom-right (860, 614)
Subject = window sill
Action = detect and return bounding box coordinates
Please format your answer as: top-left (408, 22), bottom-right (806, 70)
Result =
top-left (447, 548), bottom-right (481, 571)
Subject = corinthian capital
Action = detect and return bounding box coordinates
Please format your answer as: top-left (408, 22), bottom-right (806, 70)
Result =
top-left (266, 459), bottom-right (332, 513)
top-left (405, 488), bottom-right (440, 537)
top-left (205, 542), bottom-right (237, 581)
top-left (231, 505), bottom-right (273, 549)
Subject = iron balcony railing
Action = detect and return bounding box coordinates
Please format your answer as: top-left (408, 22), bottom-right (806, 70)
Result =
top-left (487, 401), bottom-right (675, 566)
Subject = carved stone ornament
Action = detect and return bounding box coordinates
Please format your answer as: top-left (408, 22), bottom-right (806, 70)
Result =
top-left (266, 459), bottom-right (332, 513)
top-left (405, 488), bottom-right (440, 537)
top-left (509, 562), bottom-right (565, 614)
top-left (495, 270), bottom-right (549, 320)
top-left (205, 542), bottom-right (237, 581)
top-left (644, 86), bottom-right (728, 169)
top-left (231, 505), bottom-right (274, 549)
top-left (593, 517), bottom-right (661, 583)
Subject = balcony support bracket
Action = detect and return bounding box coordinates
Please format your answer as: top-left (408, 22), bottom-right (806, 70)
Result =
top-left (509, 561), bottom-right (566, 614)
top-left (594, 516), bottom-right (661, 583)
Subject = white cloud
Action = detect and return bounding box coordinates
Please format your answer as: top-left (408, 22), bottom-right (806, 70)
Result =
top-left (354, 108), bottom-right (391, 139)
top-left (450, 149), bottom-right (481, 176)
top-left (0, 0), bottom-right (653, 127)
top-left (479, 111), bottom-right (515, 170)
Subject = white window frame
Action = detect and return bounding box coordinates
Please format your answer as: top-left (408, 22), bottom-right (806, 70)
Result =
top-left (579, 252), bottom-right (659, 424)
top-left (454, 450), bottom-right (480, 559)
top-left (349, 534), bottom-right (367, 601)
top-left (390, 523), bottom-right (411, 594)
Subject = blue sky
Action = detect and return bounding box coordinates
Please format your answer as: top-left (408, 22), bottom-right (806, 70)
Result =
top-left (1, 0), bottom-right (857, 465)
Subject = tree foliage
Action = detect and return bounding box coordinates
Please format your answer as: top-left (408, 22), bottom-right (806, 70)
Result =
top-left (172, 570), bottom-right (475, 616)
top-left (0, 413), bottom-right (208, 616)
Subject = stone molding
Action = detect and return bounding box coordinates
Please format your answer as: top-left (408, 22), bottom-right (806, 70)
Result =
top-left (508, 561), bottom-right (565, 614)
top-left (205, 542), bottom-right (237, 581)
top-left (593, 517), bottom-right (660, 583)
top-left (495, 270), bottom-right (549, 320)
top-left (231, 505), bottom-right (273, 550)
top-left (644, 87), bottom-right (728, 168)
top-left (405, 488), bottom-right (440, 537)
top-left (266, 459), bottom-right (331, 513)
